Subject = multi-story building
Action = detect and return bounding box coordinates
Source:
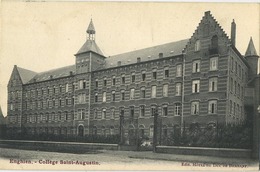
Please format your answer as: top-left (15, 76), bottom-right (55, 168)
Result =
top-left (6, 11), bottom-right (259, 140)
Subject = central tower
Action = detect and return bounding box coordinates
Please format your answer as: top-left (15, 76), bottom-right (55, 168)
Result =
top-left (75, 19), bottom-right (106, 74)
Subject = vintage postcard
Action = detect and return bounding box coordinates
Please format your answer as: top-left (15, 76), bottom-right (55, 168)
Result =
top-left (0, 1), bottom-right (259, 171)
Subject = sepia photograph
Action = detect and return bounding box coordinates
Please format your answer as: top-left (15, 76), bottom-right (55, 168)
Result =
top-left (0, 1), bottom-right (259, 171)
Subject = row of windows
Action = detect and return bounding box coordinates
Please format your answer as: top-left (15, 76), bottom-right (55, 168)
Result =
top-left (9, 77), bottom-right (219, 111)
top-left (230, 56), bottom-right (245, 80)
top-left (229, 77), bottom-right (244, 99)
top-left (94, 57), bottom-right (219, 89)
top-left (14, 100), bottom-right (219, 124)
top-left (14, 80), bottom-right (87, 100)
top-left (95, 66), bottom-right (182, 88)
top-left (190, 100), bottom-right (218, 115)
top-left (229, 100), bottom-right (243, 117)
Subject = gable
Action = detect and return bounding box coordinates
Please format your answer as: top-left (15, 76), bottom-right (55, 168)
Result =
top-left (8, 66), bottom-right (23, 87)
top-left (184, 11), bottom-right (230, 55)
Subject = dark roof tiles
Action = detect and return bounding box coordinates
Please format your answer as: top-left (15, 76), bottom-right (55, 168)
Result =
top-left (105, 39), bottom-right (188, 68)
top-left (16, 67), bottom-right (37, 84)
top-left (76, 40), bottom-right (104, 56)
top-left (27, 65), bottom-right (75, 84)
top-left (245, 37), bottom-right (258, 56)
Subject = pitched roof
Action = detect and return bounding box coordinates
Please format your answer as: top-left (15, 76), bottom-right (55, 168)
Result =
top-left (245, 37), bottom-right (258, 56)
top-left (27, 65), bottom-right (75, 84)
top-left (16, 67), bottom-right (37, 84)
top-left (87, 19), bottom-right (96, 34)
top-left (76, 40), bottom-right (104, 56)
top-left (105, 39), bottom-right (188, 68)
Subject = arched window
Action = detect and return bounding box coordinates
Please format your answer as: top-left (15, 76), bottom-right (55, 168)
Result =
top-left (211, 35), bottom-right (218, 49)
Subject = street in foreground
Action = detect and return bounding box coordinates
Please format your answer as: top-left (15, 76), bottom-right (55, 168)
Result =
top-left (0, 147), bottom-right (258, 171)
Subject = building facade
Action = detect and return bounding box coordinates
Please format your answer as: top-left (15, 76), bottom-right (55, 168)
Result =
top-left (6, 11), bottom-right (259, 140)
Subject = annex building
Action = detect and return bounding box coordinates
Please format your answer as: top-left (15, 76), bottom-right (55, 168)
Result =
top-left (6, 11), bottom-right (259, 140)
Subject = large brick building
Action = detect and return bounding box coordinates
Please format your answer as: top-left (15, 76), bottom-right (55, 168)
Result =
top-left (6, 11), bottom-right (259, 140)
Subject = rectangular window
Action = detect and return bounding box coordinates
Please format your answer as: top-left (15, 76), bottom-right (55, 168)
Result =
top-left (208, 100), bottom-right (217, 114)
top-left (71, 97), bottom-right (75, 105)
top-left (111, 109), bottom-right (115, 119)
top-left (141, 87), bottom-right (146, 98)
top-left (235, 61), bottom-right (238, 75)
top-left (103, 92), bottom-right (106, 102)
top-left (103, 78), bottom-right (107, 86)
top-left (142, 71), bottom-right (146, 81)
top-left (230, 100), bottom-right (233, 114)
top-left (65, 84), bottom-right (69, 92)
top-left (164, 68), bottom-right (169, 78)
top-left (140, 105), bottom-right (145, 117)
top-left (112, 91), bottom-right (116, 101)
top-left (238, 84), bottom-right (240, 98)
top-left (231, 57), bottom-right (234, 71)
top-left (121, 75), bottom-right (125, 84)
top-left (130, 89), bottom-right (135, 100)
top-left (230, 77), bottom-right (233, 92)
top-left (176, 65), bottom-right (182, 77)
top-left (59, 85), bottom-right (62, 93)
top-left (112, 76), bottom-right (116, 86)
top-left (162, 106), bottom-right (168, 116)
top-left (163, 84), bottom-right (168, 97)
top-left (95, 93), bottom-right (98, 102)
top-left (121, 91), bottom-right (125, 100)
top-left (79, 80), bottom-right (83, 89)
top-left (175, 103), bottom-right (181, 116)
top-left (130, 107), bottom-right (134, 118)
top-left (234, 81), bottom-right (237, 95)
top-left (151, 106), bottom-right (157, 116)
top-left (210, 57), bottom-right (218, 71)
top-left (82, 94), bottom-right (86, 103)
top-left (78, 109), bottom-right (85, 120)
top-left (131, 73), bottom-right (135, 83)
top-left (72, 83), bottom-right (75, 92)
top-left (151, 86), bottom-right (157, 98)
top-left (192, 80), bottom-right (200, 93)
top-left (152, 70), bottom-right (157, 80)
top-left (102, 109), bottom-right (106, 119)
top-left (65, 98), bottom-right (69, 105)
top-left (191, 102), bottom-right (199, 115)
top-left (176, 83), bottom-right (182, 96)
top-left (95, 79), bottom-right (98, 88)
top-left (239, 65), bottom-right (241, 77)
top-left (209, 77), bottom-right (218, 92)
top-left (192, 60), bottom-right (200, 73)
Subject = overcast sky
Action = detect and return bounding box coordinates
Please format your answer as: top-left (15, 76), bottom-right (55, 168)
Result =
top-left (0, 2), bottom-right (259, 116)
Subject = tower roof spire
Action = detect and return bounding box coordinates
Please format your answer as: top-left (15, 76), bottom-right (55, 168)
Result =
top-left (87, 19), bottom-right (96, 35)
top-left (245, 37), bottom-right (258, 56)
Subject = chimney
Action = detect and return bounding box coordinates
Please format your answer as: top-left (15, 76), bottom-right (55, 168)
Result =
top-left (117, 61), bottom-right (121, 66)
top-left (137, 57), bottom-right (141, 63)
top-left (159, 53), bottom-right (163, 58)
top-left (231, 19), bottom-right (236, 46)
top-left (69, 71), bottom-right (73, 76)
top-left (50, 75), bottom-right (53, 79)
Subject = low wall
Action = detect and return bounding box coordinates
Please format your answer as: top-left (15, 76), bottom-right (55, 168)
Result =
top-left (0, 140), bottom-right (118, 153)
top-left (156, 146), bottom-right (252, 159)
